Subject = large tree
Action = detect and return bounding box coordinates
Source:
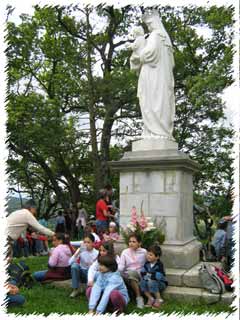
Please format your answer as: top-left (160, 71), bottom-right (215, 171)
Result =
top-left (6, 4), bottom-right (235, 215)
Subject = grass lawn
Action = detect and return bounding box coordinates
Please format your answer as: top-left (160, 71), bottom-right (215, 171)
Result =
top-left (6, 256), bottom-right (235, 316)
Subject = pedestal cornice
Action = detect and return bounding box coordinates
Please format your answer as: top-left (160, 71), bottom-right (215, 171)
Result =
top-left (109, 150), bottom-right (200, 174)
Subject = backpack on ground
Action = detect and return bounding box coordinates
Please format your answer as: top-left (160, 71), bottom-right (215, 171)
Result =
top-left (7, 260), bottom-right (34, 289)
top-left (199, 262), bottom-right (226, 296)
top-left (214, 266), bottom-right (233, 292)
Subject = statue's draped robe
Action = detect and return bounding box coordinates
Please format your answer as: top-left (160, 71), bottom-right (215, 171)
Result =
top-left (134, 30), bottom-right (175, 138)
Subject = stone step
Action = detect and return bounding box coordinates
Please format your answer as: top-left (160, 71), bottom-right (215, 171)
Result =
top-left (166, 262), bottom-right (223, 288)
top-left (51, 262), bottom-right (224, 291)
top-left (51, 280), bottom-right (234, 305)
top-left (162, 286), bottom-right (234, 305)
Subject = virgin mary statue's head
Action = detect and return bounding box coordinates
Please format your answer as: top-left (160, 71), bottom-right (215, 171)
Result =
top-left (142, 9), bottom-right (173, 48)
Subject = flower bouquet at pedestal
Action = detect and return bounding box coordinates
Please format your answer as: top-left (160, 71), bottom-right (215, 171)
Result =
top-left (121, 203), bottom-right (165, 249)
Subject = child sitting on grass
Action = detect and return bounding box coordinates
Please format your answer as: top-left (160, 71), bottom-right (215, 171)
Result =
top-left (69, 233), bottom-right (98, 298)
top-left (140, 244), bottom-right (168, 308)
top-left (103, 222), bottom-right (120, 242)
top-left (87, 255), bottom-right (129, 315)
top-left (33, 233), bottom-right (73, 282)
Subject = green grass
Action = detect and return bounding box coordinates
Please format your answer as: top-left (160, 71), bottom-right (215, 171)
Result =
top-left (7, 256), bottom-right (235, 316)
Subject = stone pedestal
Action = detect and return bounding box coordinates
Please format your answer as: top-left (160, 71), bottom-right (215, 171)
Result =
top-left (110, 138), bottom-right (201, 269)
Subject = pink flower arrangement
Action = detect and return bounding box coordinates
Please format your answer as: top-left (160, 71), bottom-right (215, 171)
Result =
top-left (121, 203), bottom-right (165, 248)
top-left (129, 205), bottom-right (148, 230)
top-left (139, 211), bottom-right (148, 229)
top-left (130, 206), bottom-right (138, 225)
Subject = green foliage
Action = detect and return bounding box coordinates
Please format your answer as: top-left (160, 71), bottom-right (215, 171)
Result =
top-left (6, 4), bottom-right (235, 217)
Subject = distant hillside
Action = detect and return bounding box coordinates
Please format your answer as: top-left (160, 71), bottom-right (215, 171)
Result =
top-left (7, 196), bottom-right (28, 213)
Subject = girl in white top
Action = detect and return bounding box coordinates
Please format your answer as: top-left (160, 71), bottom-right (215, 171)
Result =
top-left (69, 233), bottom-right (98, 298)
top-left (87, 241), bottom-right (120, 287)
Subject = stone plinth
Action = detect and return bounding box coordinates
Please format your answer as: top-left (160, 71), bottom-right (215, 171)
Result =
top-left (110, 138), bottom-right (201, 269)
top-left (132, 137), bottom-right (178, 151)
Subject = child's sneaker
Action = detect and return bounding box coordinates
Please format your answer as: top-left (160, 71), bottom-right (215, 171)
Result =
top-left (145, 297), bottom-right (154, 307)
top-left (69, 288), bottom-right (81, 298)
top-left (136, 296), bottom-right (144, 309)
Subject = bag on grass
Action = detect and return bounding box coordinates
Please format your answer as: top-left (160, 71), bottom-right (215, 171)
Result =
top-left (199, 262), bottom-right (225, 295)
top-left (7, 260), bottom-right (34, 289)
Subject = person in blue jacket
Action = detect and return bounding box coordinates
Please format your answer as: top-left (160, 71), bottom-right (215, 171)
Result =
top-left (211, 219), bottom-right (228, 261)
top-left (140, 244), bottom-right (168, 308)
top-left (87, 255), bottom-right (129, 314)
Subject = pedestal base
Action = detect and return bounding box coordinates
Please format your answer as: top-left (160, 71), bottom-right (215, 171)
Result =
top-left (110, 142), bottom-right (201, 271)
top-left (161, 239), bottom-right (202, 269)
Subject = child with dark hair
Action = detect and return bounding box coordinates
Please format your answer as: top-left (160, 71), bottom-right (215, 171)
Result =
top-left (140, 244), bottom-right (168, 308)
top-left (118, 233), bottom-right (147, 309)
top-left (69, 233), bottom-right (98, 298)
top-left (84, 223), bottom-right (100, 242)
top-left (87, 241), bottom-right (120, 287)
top-left (33, 233), bottom-right (73, 282)
top-left (87, 255), bottom-right (129, 315)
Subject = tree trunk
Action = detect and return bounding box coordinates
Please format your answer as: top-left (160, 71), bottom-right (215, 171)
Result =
top-left (100, 109), bottom-right (115, 186)
top-left (85, 9), bottom-right (102, 194)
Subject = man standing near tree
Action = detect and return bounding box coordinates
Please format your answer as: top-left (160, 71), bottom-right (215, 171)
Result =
top-left (6, 200), bottom-right (54, 258)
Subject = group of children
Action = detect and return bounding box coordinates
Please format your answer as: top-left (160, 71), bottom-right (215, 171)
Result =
top-left (32, 231), bottom-right (168, 314)
top-left (12, 227), bottom-right (49, 258)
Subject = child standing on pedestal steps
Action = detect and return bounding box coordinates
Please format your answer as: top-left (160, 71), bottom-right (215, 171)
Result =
top-left (140, 244), bottom-right (168, 308)
top-left (69, 233), bottom-right (98, 298)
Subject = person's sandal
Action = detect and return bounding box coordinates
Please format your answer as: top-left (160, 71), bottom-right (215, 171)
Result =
top-left (152, 299), bottom-right (161, 309)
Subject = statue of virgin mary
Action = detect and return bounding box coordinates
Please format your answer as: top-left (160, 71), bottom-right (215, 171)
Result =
top-left (130, 10), bottom-right (175, 140)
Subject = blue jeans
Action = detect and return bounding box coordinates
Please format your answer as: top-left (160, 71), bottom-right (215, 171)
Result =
top-left (35, 239), bottom-right (44, 253)
top-left (13, 241), bottom-right (22, 258)
top-left (140, 279), bottom-right (167, 294)
top-left (33, 270), bottom-right (48, 282)
top-left (96, 220), bottom-right (108, 234)
top-left (23, 239), bottom-right (30, 257)
top-left (6, 294), bottom-right (25, 307)
top-left (71, 263), bottom-right (88, 289)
